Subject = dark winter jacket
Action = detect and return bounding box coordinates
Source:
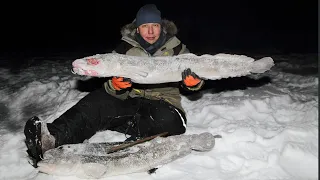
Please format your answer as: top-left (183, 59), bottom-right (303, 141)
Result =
top-left (104, 19), bottom-right (204, 113)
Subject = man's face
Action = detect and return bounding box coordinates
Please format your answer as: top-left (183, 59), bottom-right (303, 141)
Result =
top-left (137, 23), bottom-right (161, 44)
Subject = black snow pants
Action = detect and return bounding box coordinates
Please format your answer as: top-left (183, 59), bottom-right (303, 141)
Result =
top-left (47, 87), bottom-right (187, 147)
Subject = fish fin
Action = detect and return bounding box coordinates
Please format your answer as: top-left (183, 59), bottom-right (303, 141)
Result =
top-left (133, 70), bottom-right (148, 77)
top-left (148, 167), bottom-right (158, 174)
top-left (128, 67), bottom-right (148, 77)
top-left (250, 57), bottom-right (274, 73)
top-left (82, 163), bottom-right (107, 178)
top-left (100, 141), bottom-right (126, 146)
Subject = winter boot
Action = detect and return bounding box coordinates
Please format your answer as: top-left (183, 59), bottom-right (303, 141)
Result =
top-left (24, 116), bottom-right (43, 167)
top-left (24, 116), bottom-right (55, 167)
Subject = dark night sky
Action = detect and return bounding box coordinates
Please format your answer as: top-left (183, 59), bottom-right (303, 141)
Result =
top-left (1, 0), bottom-right (318, 59)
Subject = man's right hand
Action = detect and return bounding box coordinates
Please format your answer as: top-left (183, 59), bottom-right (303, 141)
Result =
top-left (111, 76), bottom-right (132, 91)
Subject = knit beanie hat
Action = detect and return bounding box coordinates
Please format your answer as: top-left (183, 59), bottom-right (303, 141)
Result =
top-left (135, 4), bottom-right (161, 27)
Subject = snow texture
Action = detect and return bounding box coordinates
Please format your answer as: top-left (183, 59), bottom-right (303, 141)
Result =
top-left (0, 53), bottom-right (317, 180)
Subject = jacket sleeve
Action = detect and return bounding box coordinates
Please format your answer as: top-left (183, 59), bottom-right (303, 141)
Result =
top-left (112, 41), bottom-right (134, 54)
top-left (179, 80), bottom-right (205, 93)
top-left (104, 79), bottom-right (131, 100)
top-left (179, 44), bottom-right (190, 54)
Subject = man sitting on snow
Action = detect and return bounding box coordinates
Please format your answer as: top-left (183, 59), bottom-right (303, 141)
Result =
top-left (24, 4), bottom-right (205, 167)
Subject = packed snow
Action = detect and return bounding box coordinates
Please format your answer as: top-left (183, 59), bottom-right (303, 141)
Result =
top-left (0, 52), bottom-right (318, 180)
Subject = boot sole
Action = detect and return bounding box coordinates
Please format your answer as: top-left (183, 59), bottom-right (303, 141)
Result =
top-left (24, 116), bottom-right (43, 167)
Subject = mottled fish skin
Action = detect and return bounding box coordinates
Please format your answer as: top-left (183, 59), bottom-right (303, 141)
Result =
top-left (37, 132), bottom-right (219, 179)
top-left (72, 53), bottom-right (274, 84)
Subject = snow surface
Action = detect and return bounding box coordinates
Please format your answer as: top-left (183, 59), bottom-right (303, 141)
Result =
top-left (0, 53), bottom-right (318, 180)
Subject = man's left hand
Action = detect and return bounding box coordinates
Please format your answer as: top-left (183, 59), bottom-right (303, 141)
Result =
top-left (182, 68), bottom-right (203, 87)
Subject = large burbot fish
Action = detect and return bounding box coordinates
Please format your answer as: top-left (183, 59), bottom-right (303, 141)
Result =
top-left (72, 53), bottom-right (274, 84)
top-left (37, 132), bottom-right (221, 179)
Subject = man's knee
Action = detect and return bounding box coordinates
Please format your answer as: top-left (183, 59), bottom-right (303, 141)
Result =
top-left (148, 104), bottom-right (187, 135)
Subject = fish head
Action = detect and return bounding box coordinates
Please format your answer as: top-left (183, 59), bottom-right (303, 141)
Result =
top-left (71, 54), bottom-right (121, 77)
top-left (189, 132), bottom-right (216, 152)
top-left (37, 145), bottom-right (81, 176)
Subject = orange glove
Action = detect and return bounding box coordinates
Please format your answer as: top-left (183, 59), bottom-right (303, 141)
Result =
top-left (111, 76), bottom-right (132, 90)
top-left (182, 68), bottom-right (202, 87)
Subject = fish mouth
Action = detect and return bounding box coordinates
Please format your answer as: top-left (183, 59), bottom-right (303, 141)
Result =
top-left (37, 161), bottom-right (77, 176)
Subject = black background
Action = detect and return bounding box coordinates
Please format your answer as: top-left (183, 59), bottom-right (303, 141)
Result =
top-left (1, 0), bottom-right (318, 59)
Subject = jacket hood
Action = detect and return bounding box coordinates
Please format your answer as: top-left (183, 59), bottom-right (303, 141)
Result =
top-left (120, 19), bottom-right (178, 39)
